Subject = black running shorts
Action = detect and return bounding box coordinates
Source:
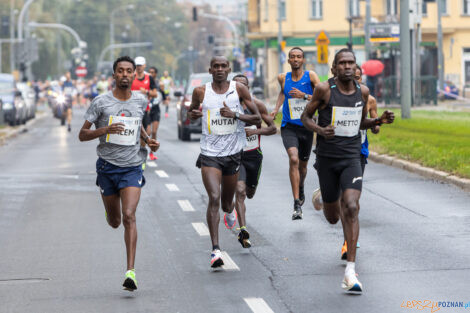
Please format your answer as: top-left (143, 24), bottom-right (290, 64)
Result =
top-left (149, 105), bottom-right (160, 123)
top-left (360, 154), bottom-right (368, 175)
top-left (196, 151), bottom-right (242, 176)
top-left (238, 149), bottom-right (263, 189)
top-left (142, 111), bottom-right (151, 129)
top-left (316, 156), bottom-right (363, 203)
top-left (281, 123), bottom-right (314, 161)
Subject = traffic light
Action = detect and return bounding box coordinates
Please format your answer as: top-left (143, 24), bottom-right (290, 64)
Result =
top-left (244, 42), bottom-right (251, 58)
top-left (192, 7), bottom-right (198, 21)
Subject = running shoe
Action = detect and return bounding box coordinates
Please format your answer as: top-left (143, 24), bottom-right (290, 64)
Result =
top-left (224, 210), bottom-right (237, 229)
top-left (312, 188), bottom-right (323, 211)
top-left (341, 241), bottom-right (348, 260)
top-left (299, 186), bottom-right (305, 206)
top-left (210, 249), bottom-right (224, 268)
top-left (341, 273), bottom-right (363, 294)
top-left (165, 112), bottom-right (169, 118)
top-left (122, 269), bottom-right (138, 291)
top-left (149, 152), bottom-right (158, 160)
top-left (237, 227), bottom-right (251, 248)
top-left (292, 200), bottom-right (303, 220)
top-left (67, 125), bottom-right (71, 132)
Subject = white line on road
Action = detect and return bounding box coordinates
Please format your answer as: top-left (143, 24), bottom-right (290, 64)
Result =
top-left (147, 161), bottom-right (157, 168)
top-left (244, 298), bottom-right (275, 313)
top-left (165, 184), bottom-right (180, 192)
top-left (191, 222), bottom-right (209, 236)
top-left (221, 251), bottom-right (240, 271)
top-left (177, 200), bottom-right (195, 212)
top-left (155, 170), bottom-right (169, 178)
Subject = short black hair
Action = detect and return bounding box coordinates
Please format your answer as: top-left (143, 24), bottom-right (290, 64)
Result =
top-left (113, 56), bottom-right (136, 73)
top-left (210, 56), bottom-right (229, 67)
top-left (232, 74), bottom-right (248, 84)
top-left (288, 47), bottom-right (304, 58)
top-left (333, 48), bottom-right (355, 66)
top-left (355, 64), bottom-right (362, 76)
top-left (149, 66), bottom-right (158, 73)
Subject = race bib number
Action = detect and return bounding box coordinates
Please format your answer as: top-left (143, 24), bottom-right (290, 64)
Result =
top-left (207, 108), bottom-right (237, 135)
top-left (331, 106), bottom-right (363, 137)
top-left (288, 98), bottom-right (308, 120)
top-left (106, 115), bottom-right (140, 146)
top-left (244, 125), bottom-right (259, 151)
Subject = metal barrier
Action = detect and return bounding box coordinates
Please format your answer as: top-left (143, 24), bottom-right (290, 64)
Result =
top-left (382, 76), bottom-right (437, 106)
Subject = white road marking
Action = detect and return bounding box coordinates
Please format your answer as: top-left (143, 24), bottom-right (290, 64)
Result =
top-left (155, 170), bottom-right (169, 178)
top-left (221, 251), bottom-right (240, 271)
top-left (60, 175), bottom-right (79, 180)
top-left (191, 222), bottom-right (209, 236)
top-left (147, 161), bottom-right (157, 168)
top-left (244, 298), bottom-right (275, 313)
top-left (165, 183), bottom-right (180, 192)
top-left (177, 200), bottom-right (195, 212)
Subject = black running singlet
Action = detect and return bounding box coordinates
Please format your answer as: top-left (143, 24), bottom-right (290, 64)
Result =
top-left (316, 78), bottom-right (364, 158)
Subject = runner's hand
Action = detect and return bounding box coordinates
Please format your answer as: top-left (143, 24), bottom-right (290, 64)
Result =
top-left (318, 125), bottom-right (335, 139)
top-left (371, 125), bottom-right (380, 134)
top-left (187, 109), bottom-right (202, 120)
top-left (245, 128), bottom-right (257, 137)
top-left (380, 110), bottom-right (395, 124)
top-left (288, 88), bottom-right (306, 99)
top-left (106, 122), bottom-right (125, 134)
top-left (269, 109), bottom-right (278, 118)
top-left (147, 138), bottom-right (160, 152)
top-left (140, 87), bottom-right (148, 95)
top-left (220, 102), bottom-right (235, 118)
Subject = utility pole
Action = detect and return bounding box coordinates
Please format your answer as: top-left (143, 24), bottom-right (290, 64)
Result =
top-left (364, 0), bottom-right (371, 59)
top-left (400, 0), bottom-right (412, 119)
top-left (277, 0), bottom-right (283, 74)
top-left (10, 0), bottom-right (15, 73)
top-left (437, 0), bottom-right (444, 93)
top-left (347, 0), bottom-right (353, 50)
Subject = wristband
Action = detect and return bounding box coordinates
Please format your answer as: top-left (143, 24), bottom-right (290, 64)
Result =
top-left (374, 118), bottom-right (383, 126)
top-left (143, 135), bottom-right (150, 143)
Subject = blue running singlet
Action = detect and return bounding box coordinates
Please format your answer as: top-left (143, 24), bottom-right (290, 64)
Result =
top-left (282, 71), bottom-right (314, 127)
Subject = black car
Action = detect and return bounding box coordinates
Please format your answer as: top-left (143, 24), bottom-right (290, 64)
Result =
top-left (0, 74), bottom-right (27, 126)
top-left (175, 73), bottom-right (240, 141)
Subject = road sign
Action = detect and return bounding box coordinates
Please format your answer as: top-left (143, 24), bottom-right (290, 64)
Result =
top-left (369, 23), bottom-right (400, 43)
top-left (75, 66), bottom-right (87, 77)
top-left (316, 30), bottom-right (330, 64)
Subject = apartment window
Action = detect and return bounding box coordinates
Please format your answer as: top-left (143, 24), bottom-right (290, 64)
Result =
top-left (264, 0), bottom-right (269, 21)
top-left (442, 0), bottom-right (448, 14)
top-left (422, 2), bottom-right (427, 15)
top-left (311, 0), bottom-right (323, 19)
top-left (280, 0), bottom-right (286, 20)
top-left (349, 0), bottom-right (360, 17)
top-left (465, 0), bottom-right (470, 15)
top-left (386, 0), bottom-right (397, 15)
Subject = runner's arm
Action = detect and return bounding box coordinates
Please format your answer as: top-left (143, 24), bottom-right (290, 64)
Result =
top-left (360, 86), bottom-right (394, 129)
top-left (270, 74), bottom-right (285, 117)
top-left (141, 125), bottom-right (160, 152)
top-left (228, 82), bottom-right (261, 126)
top-left (368, 95), bottom-right (380, 134)
top-left (301, 82), bottom-right (335, 139)
top-left (249, 98), bottom-right (277, 136)
top-left (187, 86), bottom-right (203, 120)
top-left (148, 76), bottom-right (158, 98)
top-left (78, 120), bottom-right (125, 141)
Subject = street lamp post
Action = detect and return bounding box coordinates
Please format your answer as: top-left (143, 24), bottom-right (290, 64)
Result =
top-left (110, 4), bottom-right (135, 61)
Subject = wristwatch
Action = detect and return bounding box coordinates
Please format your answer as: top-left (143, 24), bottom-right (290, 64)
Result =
top-left (234, 112), bottom-right (240, 120)
top-left (144, 135), bottom-right (150, 143)
top-left (374, 118), bottom-right (383, 126)
top-left (303, 93), bottom-right (309, 100)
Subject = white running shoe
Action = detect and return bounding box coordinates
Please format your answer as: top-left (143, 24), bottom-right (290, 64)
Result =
top-left (224, 210), bottom-right (237, 229)
top-left (341, 273), bottom-right (363, 294)
top-left (312, 188), bottom-right (323, 211)
top-left (210, 249), bottom-right (224, 268)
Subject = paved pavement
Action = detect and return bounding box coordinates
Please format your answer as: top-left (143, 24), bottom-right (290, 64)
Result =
top-left (1, 107), bottom-right (469, 313)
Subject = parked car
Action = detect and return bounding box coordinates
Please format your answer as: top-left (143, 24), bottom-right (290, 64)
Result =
top-left (175, 72), bottom-right (240, 141)
top-left (16, 82), bottom-right (36, 120)
top-left (0, 74), bottom-right (27, 126)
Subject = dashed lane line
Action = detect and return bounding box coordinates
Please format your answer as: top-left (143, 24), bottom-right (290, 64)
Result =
top-left (191, 222), bottom-right (209, 236)
top-left (177, 199), bottom-right (195, 212)
top-left (165, 184), bottom-right (180, 192)
top-left (243, 298), bottom-right (275, 313)
top-left (147, 161), bottom-right (157, 168)
top-left (155, 170), bottom-right (169, 178)
top-left (221, 251), bottom-right (240, 271)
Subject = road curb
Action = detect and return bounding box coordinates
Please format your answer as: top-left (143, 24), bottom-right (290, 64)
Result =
top-left (0, 112), bottom-right (47, 146)
top-left (368, 151), bottom-right (470, 192)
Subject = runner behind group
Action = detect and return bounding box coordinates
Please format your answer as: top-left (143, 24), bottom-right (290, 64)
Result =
top-left (232, 74), bottom-right (276, 248)
top-left (188, 56), bottom-right (261, 267)
top-left (147, 66), bottom-right (165, 154)
top-left (161, 70), bottom-right (173, 118)
top-left (61, 72), bottom-right (75, 132)
top-left (131, 56), bottom-right (158, 161)
top-left (301, 49), bottom-right (394, 293)
top-left (78, 56), bottom-right (159, 291)
top-left (270, 47), bottom-right (320, 220)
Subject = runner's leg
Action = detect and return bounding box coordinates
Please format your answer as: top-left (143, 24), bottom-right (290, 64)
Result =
top-left (151, 121), bottom-right (159, 140)
top-left (341, 189), bottom-right (361, 262)
top-left (221, 174), bottom-right (238, 214)
top-left (235, 181), bottom-right (247, 227)
top-left (287, 147), bottom-right (300, 200)
top-left (120, 186), bottom-right (141, 270)
top-left (201, 167), bottom-right (222, 249)
top-left (101, 194), bottom-right (121, 228)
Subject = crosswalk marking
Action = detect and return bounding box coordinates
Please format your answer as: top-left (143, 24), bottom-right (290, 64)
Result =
top-left (177, 200), bottom-right (195, 212)
top-left (191, 222), bottom-right (209, 236)
top-left (221, 251), bottom-right (240, 271)
top-left (155, 170), bottom-right (169, 178)
top-left (244, 298), bottom-right (275, 313)
top-left (165, 184), bottom-right (180, 192)
top-left (147, 161), bottom-right (157, 168)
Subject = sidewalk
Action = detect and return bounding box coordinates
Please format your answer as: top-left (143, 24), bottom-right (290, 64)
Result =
top-left (0, 110), bottom-right (47, 145)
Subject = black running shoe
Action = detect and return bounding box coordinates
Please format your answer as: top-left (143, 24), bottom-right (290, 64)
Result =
top-left (238, 228), bottom-right (251, 248)
top-left (299, 186), bottom-right (305, 206)
top-left (292, 200), bottom-right (303, 220)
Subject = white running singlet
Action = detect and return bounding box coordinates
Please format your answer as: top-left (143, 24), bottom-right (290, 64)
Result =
top-left (200, 81), bottom-right (245, 157)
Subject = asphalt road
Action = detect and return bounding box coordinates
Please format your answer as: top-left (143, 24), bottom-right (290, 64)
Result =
top-left (1, 107), bottom-right (469, 313)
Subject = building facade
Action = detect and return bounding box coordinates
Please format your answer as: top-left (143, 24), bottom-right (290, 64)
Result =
top-left (247, 0), bottom-right (470, 99)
